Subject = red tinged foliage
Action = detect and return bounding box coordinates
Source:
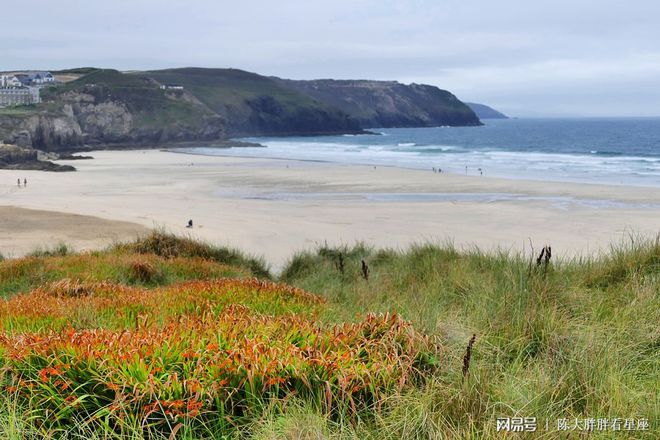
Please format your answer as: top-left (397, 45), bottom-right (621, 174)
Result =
top-left (0, 277), bottom-right (440, 428)
top-left (0, 278), bottom-right (323, 331)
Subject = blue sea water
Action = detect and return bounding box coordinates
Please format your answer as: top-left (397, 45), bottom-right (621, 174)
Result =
top-left (186, 118), bottom-right (660, 187)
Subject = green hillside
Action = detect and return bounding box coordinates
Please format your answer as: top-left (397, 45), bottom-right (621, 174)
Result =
top-left (42, 69), bottom-right (217, 131)
top-left (143, 68), bottom-right (363, 136)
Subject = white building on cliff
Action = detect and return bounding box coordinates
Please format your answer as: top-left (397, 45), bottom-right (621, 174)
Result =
top-left (0, 75), bottom-right (22, 88)
top-left (0, 71), bottom-right (50, 107)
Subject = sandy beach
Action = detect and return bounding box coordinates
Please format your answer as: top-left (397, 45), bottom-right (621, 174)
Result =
top-left (1, 149), bottom-right (659, 269)
top-left (0, 206), bottom-right (147, 257)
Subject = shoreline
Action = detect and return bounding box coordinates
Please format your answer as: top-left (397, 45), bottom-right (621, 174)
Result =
top-left (173, 146), bottom-right (660, 189)
top-left (170, 146), bottom-right (660, 199)
top-left (1, 148), bottom-right (658, 269)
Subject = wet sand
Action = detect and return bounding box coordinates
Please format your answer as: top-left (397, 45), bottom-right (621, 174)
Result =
top-left (1, 149), bottom-right (658, 269)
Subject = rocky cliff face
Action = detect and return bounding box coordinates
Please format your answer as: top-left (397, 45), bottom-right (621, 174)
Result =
top-left (20, 113), bottom-right (84, 150)
top-left (0, 95), bottom-right (225, 152)
top-left (0, 71), bottom-right (226, 151)
top-left (276, 79), bottom-right (482, 128)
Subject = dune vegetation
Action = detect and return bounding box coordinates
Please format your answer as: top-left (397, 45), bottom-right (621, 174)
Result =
top-left (0, 231), bottom-right (657, 439)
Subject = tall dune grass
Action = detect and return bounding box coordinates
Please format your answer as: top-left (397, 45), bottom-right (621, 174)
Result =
top-left (0, 233), bottom-right (657, 438)
top-left (279, 237), bottom-right (659, 438)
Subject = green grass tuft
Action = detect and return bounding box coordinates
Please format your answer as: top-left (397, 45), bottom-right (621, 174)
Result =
top-left (27, 242), bottom-right (72, 258)
top-left (121, 230), bottom-right (271, 279)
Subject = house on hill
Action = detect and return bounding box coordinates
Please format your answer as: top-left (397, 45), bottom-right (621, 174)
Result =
top-left (15, 71), bottom-right (55, 86)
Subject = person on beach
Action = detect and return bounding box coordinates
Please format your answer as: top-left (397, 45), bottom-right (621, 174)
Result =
top-left (17, 178), bottom-right (21, 188)
top-left (187, 219), bottom-right (193, 228)
top-left (23, 178), bottom-right (27, 187)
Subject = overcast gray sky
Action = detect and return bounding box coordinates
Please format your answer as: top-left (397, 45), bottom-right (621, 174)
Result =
top-left (2, 0), bottom-right (659, 117)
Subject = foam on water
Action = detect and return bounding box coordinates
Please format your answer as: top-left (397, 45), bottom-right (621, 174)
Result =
top-left (181, 118), bottom-right (660, 187)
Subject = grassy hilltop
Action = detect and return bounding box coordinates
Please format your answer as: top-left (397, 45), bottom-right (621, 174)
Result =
top-left (0, 232), bottom-right (657, 439)
top-left (45, 69), bottom-right (217, 132)
top-left (143, 68), bottom-right (363, 137)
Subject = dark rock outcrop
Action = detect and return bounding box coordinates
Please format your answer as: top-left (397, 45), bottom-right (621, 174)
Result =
top-left (0, 144), bottom-right (74, 171)
top-left (0, 144), bottom-right (37, 163)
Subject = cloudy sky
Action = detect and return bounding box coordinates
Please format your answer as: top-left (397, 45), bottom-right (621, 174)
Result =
top-left (2, 0), bottom-right (659, 117)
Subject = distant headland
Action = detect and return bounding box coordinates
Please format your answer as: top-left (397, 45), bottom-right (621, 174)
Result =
top-left (466, 102), bottom-right (508, 119)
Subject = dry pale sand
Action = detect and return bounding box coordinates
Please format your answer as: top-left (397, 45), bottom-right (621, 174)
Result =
top-left (0, 206), bottom-right (147, 258)
top-left (1, 149), bottom-right (659, 269)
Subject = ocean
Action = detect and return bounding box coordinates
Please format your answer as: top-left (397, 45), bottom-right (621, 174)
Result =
top-left (185, 118), bottom-right (660, 187)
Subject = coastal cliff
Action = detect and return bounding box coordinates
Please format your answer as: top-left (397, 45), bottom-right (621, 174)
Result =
top-left (0, 69), bottom-right (225, 151)
top-left (277, 79), bottom-right (482, 128)
top-left (144, 68), bottom-right (364, 137)
top-left (0, 68), bottom-right (482, 155)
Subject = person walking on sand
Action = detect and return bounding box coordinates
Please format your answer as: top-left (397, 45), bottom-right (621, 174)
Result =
top-left (23, 178), bottom-right (27, 187)
top-left (17, 178), bottom-right (20, 188)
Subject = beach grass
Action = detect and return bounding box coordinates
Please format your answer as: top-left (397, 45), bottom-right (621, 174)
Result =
top-left (0, 232), bottom-right (657, 438)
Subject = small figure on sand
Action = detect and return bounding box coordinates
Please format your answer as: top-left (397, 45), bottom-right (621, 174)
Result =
top-left (186, 219), bottom-right (193, 228)
top-left (23, 178), bottom-right (27, 187)
top-left (17, 178), bottom-right (21, 188)
top-left (465, 166), bottom-right (468, 175)
top-left (478, 168), bottom-right (483, 176)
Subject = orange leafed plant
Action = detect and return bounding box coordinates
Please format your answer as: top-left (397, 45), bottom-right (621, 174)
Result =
top-left (0, 277), bottom-right (440, 429)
